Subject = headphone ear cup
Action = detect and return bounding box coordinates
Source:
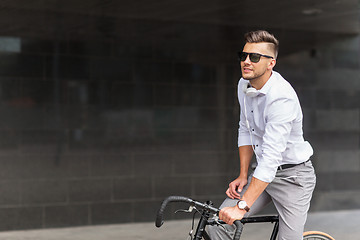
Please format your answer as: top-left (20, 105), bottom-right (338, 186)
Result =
top-left (243, 83), bottom-right (259, 97)
top-left (245, 87), bottom-right (259, 97)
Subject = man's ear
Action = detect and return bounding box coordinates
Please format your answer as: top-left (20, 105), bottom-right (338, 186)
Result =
top-left (268, 59), bottom-right (276, 70)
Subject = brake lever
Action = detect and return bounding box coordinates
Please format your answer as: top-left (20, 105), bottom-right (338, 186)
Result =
top-left (208, 214), bottom-right (227, 231)
top-left (212, 215), bottom-right (220, 223)
top-left (174, 205), bottom-right (195, 214)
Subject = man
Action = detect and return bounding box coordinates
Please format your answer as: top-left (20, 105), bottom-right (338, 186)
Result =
top-left (208, 30), bottom-right (316, 240)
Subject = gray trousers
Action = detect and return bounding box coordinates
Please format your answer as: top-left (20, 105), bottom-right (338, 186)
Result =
top-left (207, 160), bottom-right (316, 240)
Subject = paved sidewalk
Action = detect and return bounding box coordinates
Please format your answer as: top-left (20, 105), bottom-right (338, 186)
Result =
top-left (0, 209), bottom-right (358, 239)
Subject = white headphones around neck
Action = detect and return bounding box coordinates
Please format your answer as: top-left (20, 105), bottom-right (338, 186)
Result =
top-left (242, 82), bottom-right (259, 97)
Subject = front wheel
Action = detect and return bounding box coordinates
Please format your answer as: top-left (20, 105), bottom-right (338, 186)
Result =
top-left (303, 231), bottom-right (335, 240)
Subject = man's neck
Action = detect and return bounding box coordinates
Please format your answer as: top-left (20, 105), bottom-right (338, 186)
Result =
top-left (249, 71), bottom-right (272, 90)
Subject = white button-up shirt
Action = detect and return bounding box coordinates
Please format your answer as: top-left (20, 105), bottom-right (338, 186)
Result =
top-left (237, 71), bottom-right (313, 183)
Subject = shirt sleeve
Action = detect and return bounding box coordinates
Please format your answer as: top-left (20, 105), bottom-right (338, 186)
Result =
top-left (253, 97), bottom-right (298, 183)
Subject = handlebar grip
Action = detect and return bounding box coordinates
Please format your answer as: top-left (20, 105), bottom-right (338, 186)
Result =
top-left (155, 196), bottom-right (193, 228)
top-left (233, 220), bottom-right (242, 240)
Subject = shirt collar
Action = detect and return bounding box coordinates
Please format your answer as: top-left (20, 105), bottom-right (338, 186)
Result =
top-left (258, 71), bottom-right (278, 95)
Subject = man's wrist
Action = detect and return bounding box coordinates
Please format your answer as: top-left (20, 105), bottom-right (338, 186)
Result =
top-left (237, 200), bottom-right (250, 212)
top-left (239, 171), bottom-right (248, 178)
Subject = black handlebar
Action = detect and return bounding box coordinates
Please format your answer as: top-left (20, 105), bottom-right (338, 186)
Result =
top-left (155, 196), bottom-right (194, 227)
top-left (155, 196), bottom-right (243, 240)
top-left (233, 221), bottom-right (242, 240)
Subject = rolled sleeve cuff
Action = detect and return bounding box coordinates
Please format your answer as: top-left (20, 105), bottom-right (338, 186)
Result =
top-left (238, 133), bottom-right (252, 147)
top-left (253, 165), bottom-right (277, 183)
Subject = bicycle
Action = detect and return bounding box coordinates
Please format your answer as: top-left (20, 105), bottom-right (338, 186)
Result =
top-left (155, 196), bottom-right (335, 240)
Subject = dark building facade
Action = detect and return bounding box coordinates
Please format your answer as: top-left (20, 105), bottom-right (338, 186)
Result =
top-left (0, 0), bottom-right (358, 230)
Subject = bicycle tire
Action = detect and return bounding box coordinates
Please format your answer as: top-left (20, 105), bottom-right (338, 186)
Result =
top-left (303, 231), bottom-right (335, 240)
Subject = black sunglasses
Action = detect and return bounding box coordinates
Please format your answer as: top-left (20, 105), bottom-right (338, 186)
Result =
top-left (238, 51), bottom-right (273, 63)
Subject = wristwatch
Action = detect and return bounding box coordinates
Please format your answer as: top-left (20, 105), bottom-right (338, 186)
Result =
top-left (237, 200), bottom-right (250, 212)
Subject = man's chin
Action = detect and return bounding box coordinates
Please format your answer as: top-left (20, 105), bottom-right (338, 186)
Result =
top-left (241, 74), bottom-right (254, 80)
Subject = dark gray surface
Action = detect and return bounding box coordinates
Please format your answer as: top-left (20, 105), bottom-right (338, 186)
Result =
top-left (0, 0), bottom-right (358, 231)
top-left (0, 210), bottom-right (357, 240)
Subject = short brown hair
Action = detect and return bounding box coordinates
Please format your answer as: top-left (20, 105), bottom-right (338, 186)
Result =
top-left (244, 30), bottom-right (279, 58)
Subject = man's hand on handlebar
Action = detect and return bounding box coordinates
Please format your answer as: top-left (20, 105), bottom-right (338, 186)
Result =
top-left (219, 206), bottom-right (246, 225)
top-left (226, 176), bottom-right (247, 199)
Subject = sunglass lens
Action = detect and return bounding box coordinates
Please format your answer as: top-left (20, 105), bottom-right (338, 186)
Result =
top-left (249, 53), bottom-right (261, 63)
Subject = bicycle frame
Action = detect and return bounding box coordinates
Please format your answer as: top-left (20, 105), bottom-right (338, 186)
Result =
top-left (156, 196), bottom-right (334, 240)
top-left (206, 216), bottom-right (279, 240)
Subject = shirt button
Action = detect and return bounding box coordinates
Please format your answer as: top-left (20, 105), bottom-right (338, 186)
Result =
top-left (252, 129), bottom-right (255, 131)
